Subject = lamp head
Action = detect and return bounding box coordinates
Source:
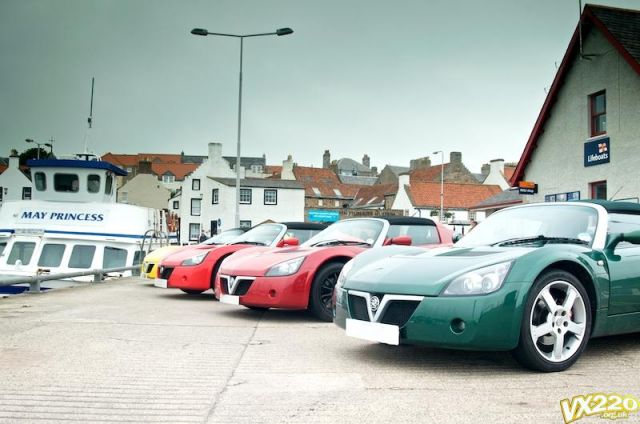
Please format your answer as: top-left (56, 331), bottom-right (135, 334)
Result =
top-left (276, 27), bottom-right (294, 36)
top-left (191, 28), bottom-right (209, 36)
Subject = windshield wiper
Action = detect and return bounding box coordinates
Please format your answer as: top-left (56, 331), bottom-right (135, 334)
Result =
top-left (492, 235), bottom-right (589, 247)
top-left (310, 239), bottom-right (372, 247)
top-left (231, 241), bottom-right (266, 246)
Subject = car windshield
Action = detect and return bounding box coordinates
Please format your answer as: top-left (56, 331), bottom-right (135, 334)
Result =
top-left (387, 224), bottom-right (440, 244)
top-left (203, 229), bottom-right (245, 245)
top-left (303, 219), bottom-right (384, 247)
top-left (230, 224), bottom-right (284, 246)
top-left (456, 204), bottom-right (598, 248)
top-left (283, 228), bottom-right (323, 244)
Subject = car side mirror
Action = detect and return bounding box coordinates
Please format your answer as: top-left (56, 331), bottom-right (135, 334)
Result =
top-left (606, 230), bottom-right (640, 251)
top-left (283, 237), bottom-right (299, 247)
top-left (452, 233), bottom-right (463, 243)
top-left (390, 235), bottom-right (412, 246)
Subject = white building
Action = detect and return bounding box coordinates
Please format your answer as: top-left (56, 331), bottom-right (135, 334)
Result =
top-left (511, 4), bottom-right (640, 203)
top-left (176, 143), bottom-right (305, 243)
top-left (0, 152), bottom-right (32, 204)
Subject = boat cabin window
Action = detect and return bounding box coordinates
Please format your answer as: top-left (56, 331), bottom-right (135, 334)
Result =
top-left (105, 175), bottom-right (113, 195)
top-left (87, 174), bottom-right (101, 193)
top-left (68, 245), bottom-right (96, 268)
top-left (7, 242), bottom-right (36, 265)
top-left (34, 172), bottom-right (47, 191)
top-left (133, 250), bottom-right (143, 266)
top-left (54, 173), bottom-right (80, 193)
top-left (103, 247), bottom-right (127, 268)
top-left (0, 241), bottom-right (7, 256)
top-left (38, 244), bottom-right (66, 267)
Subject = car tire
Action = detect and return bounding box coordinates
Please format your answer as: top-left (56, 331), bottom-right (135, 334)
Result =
top-left (309, 262), bottom-right (344, 322)
top-left (512, 269), bottom-right (592, 372)
top-left (180, 289), bottom-right (205, 295)
top-left (210, 256), bottom-right (228, 301)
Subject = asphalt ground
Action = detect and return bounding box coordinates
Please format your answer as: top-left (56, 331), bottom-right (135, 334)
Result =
top-left (0, 278), bottom-right (638, 423)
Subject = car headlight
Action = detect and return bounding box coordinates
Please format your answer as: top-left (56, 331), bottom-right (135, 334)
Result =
top-left (442, 261), bottom-right (513, 296)
top-left (181, 252), bottom-right (209, 266)
top-left (265, 256), bottom-right (305, 277)
top-left (336, 259), bottom-right (354, 290)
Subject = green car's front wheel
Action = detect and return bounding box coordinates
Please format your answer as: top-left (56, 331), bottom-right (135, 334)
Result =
top-left (513, 269), bottom-right (592, 372)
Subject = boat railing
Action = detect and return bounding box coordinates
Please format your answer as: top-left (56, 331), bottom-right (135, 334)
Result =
top-left (0, 265), bottom-right (141, 294)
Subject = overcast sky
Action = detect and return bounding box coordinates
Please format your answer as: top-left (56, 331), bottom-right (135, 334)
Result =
top-left (1, 0), bottom-right (638, 173)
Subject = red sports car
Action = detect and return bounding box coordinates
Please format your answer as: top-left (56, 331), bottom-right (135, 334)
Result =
top-left (215, 217), bottom-right (453, 321)
top-left (157, 222), bottom-right (326, 295)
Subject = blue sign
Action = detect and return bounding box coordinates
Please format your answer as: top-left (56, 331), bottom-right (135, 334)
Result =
top-left (584, 137), bottom-right (610, 167)
top-left (308, 209), bottom-right (340, 222)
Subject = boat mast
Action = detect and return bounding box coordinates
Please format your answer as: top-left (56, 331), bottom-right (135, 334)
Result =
top-left (80, 77), bottom-right (96, 161)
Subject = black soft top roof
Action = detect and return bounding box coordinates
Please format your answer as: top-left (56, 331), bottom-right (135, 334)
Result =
top-left (580, 200), bottom-right (640, 215)
top-left (378, 216), bottom-right (436, 226)
top-left (280, 222), bottom-right (328, 230)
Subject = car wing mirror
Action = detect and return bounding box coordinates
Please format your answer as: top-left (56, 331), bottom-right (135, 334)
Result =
top-left (452, 233), bottom-right (463, 243)
top-left (283, 237), bottom-right (299, 246)
top-left (605, 230), bottom-right (640, 251)
top-left (390, 235), bottom-right (412, 246)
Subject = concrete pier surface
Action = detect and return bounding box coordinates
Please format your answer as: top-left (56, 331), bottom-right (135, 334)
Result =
top-left (0, 278), bottom-right (638, 423)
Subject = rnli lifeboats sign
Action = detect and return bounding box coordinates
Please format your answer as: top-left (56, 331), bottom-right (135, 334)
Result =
top-left (584, 137), bottom-right (610, 167)
top-left (18, 209), bottom-right (106, 224)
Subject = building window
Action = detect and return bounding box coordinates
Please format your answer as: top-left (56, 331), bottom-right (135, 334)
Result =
top-left (0, 186), bottom-right (3, 202)
top-left (264, 189), bottom-right (277, 205)
top-left (239, 220), bottom-right (252, 229)
top-left (468, 211), bottom-right (477, 221)
top-left (590, 91), bottom-right (606, 137)
top-left (318, 199), bottom-right (324, 207)
top-left (22, 187), bottom-right (32, 200)
top-left (34, 172), bottom-right (46, 191)
top-left (590, 181), bottom-right (607, 200)
top-left (240, 188), bottom-right (252, 204)
top-left (162, 174), bottom-right (175, 183)
top-left (172, 200), bottom-right (179, 209)
top-left (87, 174), bottom-right (101, 193)
top-left (334, 200), bottom-right (340, 207)
top-left (54, 173), bottom-right (79, 192)
top-left (212, 188), bottom-right (219, 204)
top-left (191, 198), bottom-right (201, 216)
top-left (192, 179), bottom-right (201, 190)
top-left (189, 223), bottom-right (200, 241)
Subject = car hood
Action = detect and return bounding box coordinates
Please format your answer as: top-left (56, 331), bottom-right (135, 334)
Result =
top-left (221, 245), bottom-right (365, 276)
top-left (143, 246), bottom-right (182, 263)
top-left (344, 246), bottom-right (532, 296)
top-left (161, 244), bottom-right (221, 265)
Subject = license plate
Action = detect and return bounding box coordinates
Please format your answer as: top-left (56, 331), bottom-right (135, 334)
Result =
top-left (346, 319), bottom-right (399, 345)
top-left (153, 278), bottom-right (167, 288)
top-left (220, 294), bottom-right (240, 305)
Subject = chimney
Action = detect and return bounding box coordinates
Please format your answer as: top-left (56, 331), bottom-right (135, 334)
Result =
top-left (138, 159), bottom-right (153, 174)
top-left (481, 163), bottom-right (490, 176)
top-left (9, 149), bottom-right (19, 169)
top-left (180, 150), bottom-right (185, 163)
top-left (489, 158), bottom-right (505, 175)
top-left (362, 154), bottom-right (370, 168)
top-left (450, 152), bottom-right (462, 164)
top-left (323, 150), bottom-right (331, 169)
top-left (281, 155), bottom-right (295, 180)
top-left (371, 166), bottom-right (378, 176)
top-left (208, 142), bottom-right (222, 161)
top-left (409, 156), bottom-right (431, 170)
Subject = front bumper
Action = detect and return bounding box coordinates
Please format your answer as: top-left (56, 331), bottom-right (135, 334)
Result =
top-left (334, 284), bottom-right (524, 351)
top-left (163, 264), bottom-right (212, 291)
top-left (216, 271), bottom-right (311, 309)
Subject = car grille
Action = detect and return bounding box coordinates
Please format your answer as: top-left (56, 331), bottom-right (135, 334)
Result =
top-left (348, 294), bottom-right (370, 321)
top-left (159, 267), bottom-right (174, 280)
top-left (348, 292), bottom-right (421, 327)
top-left (220, 275), bottom-right (254, 296)
top-left (379, 300), bottom-right (421, 327)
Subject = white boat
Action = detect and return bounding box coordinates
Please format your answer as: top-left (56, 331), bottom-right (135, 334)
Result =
top-left (0, 157), bottom-right (167, 282)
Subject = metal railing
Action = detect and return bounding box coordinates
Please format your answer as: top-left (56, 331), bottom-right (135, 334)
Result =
top-left (0, 265), bottom-right (141, 294)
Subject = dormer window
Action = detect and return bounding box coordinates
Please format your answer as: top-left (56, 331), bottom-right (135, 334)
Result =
top-left (54, 174), bottom-right (79, 193)
top-left (312, 187), bottom-right (321, 196)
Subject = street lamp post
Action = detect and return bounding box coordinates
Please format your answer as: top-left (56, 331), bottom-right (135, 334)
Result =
top-left (190, 26), bottom-right (293, 228)
top-left (433, 150), bottom-right (444, 223)
top-left (25, 138), bottom-right (44, 159)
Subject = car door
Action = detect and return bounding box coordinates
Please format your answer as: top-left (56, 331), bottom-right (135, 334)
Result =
top-left (606, 212), bottom-right (640, 315)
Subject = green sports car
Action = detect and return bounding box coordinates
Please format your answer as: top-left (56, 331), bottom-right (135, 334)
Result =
top-left (333, 200), bottom-right (640, 372)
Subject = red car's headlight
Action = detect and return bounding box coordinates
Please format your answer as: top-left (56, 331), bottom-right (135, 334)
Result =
top-left (265, 256), bottom-right (305, 277)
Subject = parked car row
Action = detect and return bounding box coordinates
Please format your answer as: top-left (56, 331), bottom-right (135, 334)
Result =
top-left (143, 200), bottom-right (640, 372)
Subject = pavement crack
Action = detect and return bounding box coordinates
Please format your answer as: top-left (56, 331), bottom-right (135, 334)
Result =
top-left (203, 310), bottom-right (263, 423)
